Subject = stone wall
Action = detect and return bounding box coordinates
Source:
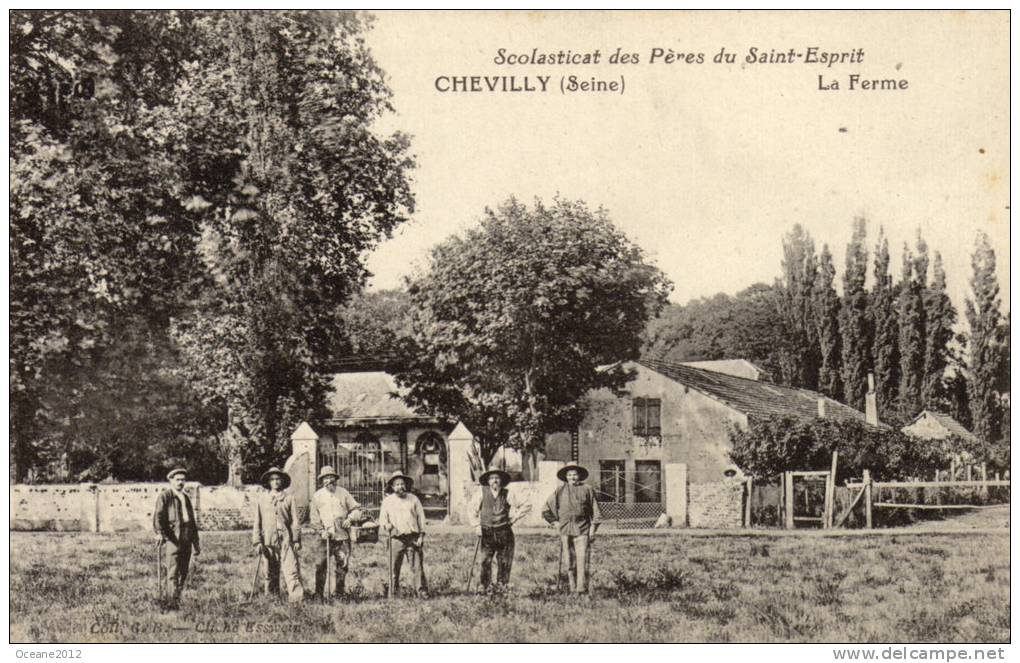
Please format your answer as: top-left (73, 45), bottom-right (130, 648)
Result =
top-left (10, 482), bottom-right (262, 532)
top-left (688, 479), bottom-right (745, 528)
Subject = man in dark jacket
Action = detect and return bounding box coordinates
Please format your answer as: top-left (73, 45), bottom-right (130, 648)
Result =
top-left (542, 463), bottom-right (601, 594)
top-left (153, 467), bottom-right (201, 607)
top-left (468, 468), bottom-right (528, 592)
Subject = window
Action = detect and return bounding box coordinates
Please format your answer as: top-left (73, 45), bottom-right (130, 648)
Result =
top-left (599, 460), bottom-right (626, 502)
top-left (634, 461), bottom-right (662, 503)
top-left (632, 398), bottom-right (662, 436)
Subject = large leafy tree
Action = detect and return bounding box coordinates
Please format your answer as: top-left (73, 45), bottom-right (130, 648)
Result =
top-left (166, 11), bottom-right (414, 481)
top-left (10, 11), bottom-right (205, 480)
top-left (397, 197), bottom-right (672, 465)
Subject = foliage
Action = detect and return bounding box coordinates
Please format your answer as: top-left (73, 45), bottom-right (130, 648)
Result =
top-left (396, 197), bottom-right (671, 463)
top-left (642, 283), bottom-right (786, 381)
top-left (775, 225), bottom-right (820, 389)
top-left (965, 232), bottom-right (1007, 445)
top-left (838, 218), bottom-right (871, 410)
top-left (337, 289), bottom-right (413, 358)
top-left (922, 253), bottom-right (957, 409)
top-left (728, 414), bottom-right (948, 481)
top-left (898, 235), bottom-right (928, 418)
top-left (813, 245), bottom-right (842, 399)
top-left (869, 228), bottom-right (900, 417)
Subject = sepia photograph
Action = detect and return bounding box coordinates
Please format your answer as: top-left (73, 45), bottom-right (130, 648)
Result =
top-left (8, 8), bottom-right (1011, 648)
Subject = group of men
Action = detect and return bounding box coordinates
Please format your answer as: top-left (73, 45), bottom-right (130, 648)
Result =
top-left (152, 461), bottom-right (601, 607)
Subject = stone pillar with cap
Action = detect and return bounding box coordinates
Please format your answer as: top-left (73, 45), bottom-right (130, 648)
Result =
top-left (287, 421), bottom-right (319, 521)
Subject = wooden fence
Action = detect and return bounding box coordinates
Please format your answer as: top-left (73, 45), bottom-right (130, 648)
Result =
top-left (745, 455), bottom-right (1010, 529)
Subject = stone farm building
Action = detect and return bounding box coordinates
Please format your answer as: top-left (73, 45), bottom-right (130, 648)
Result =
top-left (541, 358), bottom-right (877, 525)
top-left (902, 410), bottom-right (979, 446)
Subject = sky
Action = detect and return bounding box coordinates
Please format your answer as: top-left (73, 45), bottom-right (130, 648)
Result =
top-left (360, 11), bottom-right (1009, 314)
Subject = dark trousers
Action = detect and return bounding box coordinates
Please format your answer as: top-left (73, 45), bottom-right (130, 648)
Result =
top-left (315, 538), bottom-right (351, 596)
top-left (389, 533), bottom-right (426, 593)
top-left (164, 533), bottom-right (195, 600)
top-left (479, 525), bottom-right (515, 587)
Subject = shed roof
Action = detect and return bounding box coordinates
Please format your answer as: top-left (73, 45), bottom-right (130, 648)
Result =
top-left (905, 410), bottom-right (978, 443)
top-left (326, 372), bottom-right (435, 423)
top-left (638, 358), bottom-right (877, 426)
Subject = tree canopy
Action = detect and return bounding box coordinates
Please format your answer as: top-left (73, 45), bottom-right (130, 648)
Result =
top-left (396, 197), bottom-right (672, 465)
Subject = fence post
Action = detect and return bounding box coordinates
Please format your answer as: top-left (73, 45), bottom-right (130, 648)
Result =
top-left (783, 471), bottom-right (794, 529)
top-left (824, 451), bottom-right (838, 528)
top-left (950, 458), bottom-right (957, 482)
top-left (663, 463), bottom-right (687, 528)
top-left (863, 469), bottom-right (872, 529)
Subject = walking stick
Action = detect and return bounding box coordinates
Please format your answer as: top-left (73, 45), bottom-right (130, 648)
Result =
top-left (586, 535), bottom-right (595, 598)
top-left (387, 535), bottom-right (395, 599)
top-left (556, 536), bottom-right (563, 592)
top-left (325, 537), bottom-right (335, 600)
top-left (154, 539), bottom-right (164, 603)
top-left (465, 536), bottom-right (481, 592)
top-left (246, 549), bottom-right (264, 603)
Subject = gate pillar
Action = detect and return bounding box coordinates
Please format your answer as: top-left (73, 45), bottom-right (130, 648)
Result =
top-left (288, 422), bottom-right (319, 521)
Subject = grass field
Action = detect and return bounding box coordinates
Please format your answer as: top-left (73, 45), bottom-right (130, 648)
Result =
top-left (10, 529), bottom-right (1010, 643)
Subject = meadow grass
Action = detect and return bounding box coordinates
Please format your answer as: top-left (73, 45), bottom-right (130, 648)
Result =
top-left (9, 530), bottom-right (1009, 643)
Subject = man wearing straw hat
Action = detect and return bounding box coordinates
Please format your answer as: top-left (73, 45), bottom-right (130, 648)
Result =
top-left (251, 467), bottom-right (305, 602)
top-left (542, 463), bottom-right (602, 594)
top-left (153, 467), bottom-right (201, 608)
top-left (308, 465), bottom-right (363, 599)
top-left (378, 470), bottom-right (427, 596)
top-left (467, 467), bottom-right (528, 592)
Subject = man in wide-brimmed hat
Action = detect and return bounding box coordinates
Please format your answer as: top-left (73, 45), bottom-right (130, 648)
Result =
top-left (467, 467), bottom-right (530, 592)
top-left (378, 470), bottom-right (427, 595)
top-left (153, 468), bottom-right (201, 608)
top-left (308, 465), bottom-right (363, 599)
top-left (252, 467), bottom-right (305, 602)
top-left (542, 463), bottom-right (602, 594)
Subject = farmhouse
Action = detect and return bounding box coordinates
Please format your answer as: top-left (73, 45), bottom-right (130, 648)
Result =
top-left (544, 359), bottom-right (877, 503)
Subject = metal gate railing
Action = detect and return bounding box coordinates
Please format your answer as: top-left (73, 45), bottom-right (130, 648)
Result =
top-left (594, 468), bottom-right (664, 529)
top-left (318, 439), bottom-right (387, 510)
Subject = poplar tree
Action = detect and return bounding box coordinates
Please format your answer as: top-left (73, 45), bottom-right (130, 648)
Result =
top-left (839, 218), bottom-right (871, 410)
top-left (922, 253), bottom-right (957, 408)
top-left (869, 228), bottom-right (900, 418)
top-left (965, 232), bottom-right (1004, 443)
top-left (897, 235), bottom-right (928, 418)
top-left (813, 245), bottom-right (842, 399)
top-left (777, 225), bottom-right (820, 389)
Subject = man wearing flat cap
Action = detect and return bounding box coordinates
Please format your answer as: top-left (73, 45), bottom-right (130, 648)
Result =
top-left (542, 463), bottom-right (602, 594)
top-left (308, 465), bottom-right (363, 599)
top-left (468, 467), bottom-right (529, 592)
top-left (252, 467), bottom-right (305, 602)
top-left (378, 470), bottom-right (427, 595)
top-left (153, 467), bottom-right (200, 608)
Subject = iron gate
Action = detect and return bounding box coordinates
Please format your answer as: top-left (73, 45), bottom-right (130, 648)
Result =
top-left (318, 436), bottom-right (387, 509)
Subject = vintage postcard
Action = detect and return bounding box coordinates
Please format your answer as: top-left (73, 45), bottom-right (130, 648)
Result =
top-left (8, 9), bottom-right (1010, 650)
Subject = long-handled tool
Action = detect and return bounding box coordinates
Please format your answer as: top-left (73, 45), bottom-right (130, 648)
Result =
top-left (325, 537), bottom-right (335, 600)
top-left (556, 536), bottom-right (564, 592)
top-left (585, 535), bottom-right (595, 598)
top-left (465, 536), bottom-right (481, 592)
top-left (243, 547), bottom-right (264, 604)
top-left (386, 535), bottom-right (394, 599)
top-left (154, 539), bottom-right (165, 603)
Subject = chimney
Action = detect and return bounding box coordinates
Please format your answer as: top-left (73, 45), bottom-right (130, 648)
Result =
top-left (817, 398), bottom-right (827, 419)
top-left (865, 372), bottom-right (879, 426)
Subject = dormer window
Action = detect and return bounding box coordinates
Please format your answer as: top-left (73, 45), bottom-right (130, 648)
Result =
top-left (632, 398), bottom-right (661, 436)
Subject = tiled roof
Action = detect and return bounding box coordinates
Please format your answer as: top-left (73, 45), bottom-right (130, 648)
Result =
top-left (639, 358), bottom-right (877, 426)
top-left (911, 410), bottom-right (978, 442)
top-left (326, 372), bottom-right (428, 421)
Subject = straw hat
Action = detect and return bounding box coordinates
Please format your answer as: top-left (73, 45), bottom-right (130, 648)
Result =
top-left (384, 470), bottom-right (414, 493)
top-left (478, 468), bottom-right (511, 487)
top-left (260, 467), bottom-right (291, 489)
top-left (556, 463), bottom-right (589, 482)
top-left (318, 465), bottom-right (340, 482)
top-left (166, 467), bottom-right (188, 481)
